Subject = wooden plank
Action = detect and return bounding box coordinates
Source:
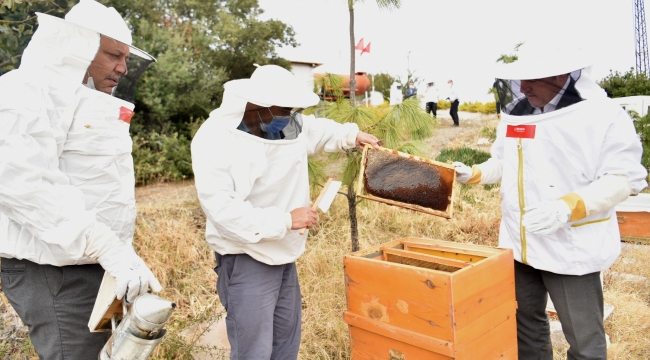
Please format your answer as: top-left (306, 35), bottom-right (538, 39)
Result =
top-left (355, 144), bottom-right (370, 196)
top-left (348, 325), bottom-right (455, 360)
top-left (345, 256), bottom-right (454, 341)
top-left (381, 246), bottom-right (472, 268)
top-left (489, 344), bottom-right (518, 360)
top-left (451, 249), bottom-right (514, 305)
top-left (454, 296), bottom-right (516, 350)
top-left (406, 247), bottom-right (487, 264)
top-left (617, 212), bottom-right (650, 238)
top-left (452, 275), bottom-right (515, 330)
top-left (349, 239), bottom-right (403, 258)
top-left (455, 317), bottom-right (517, 360)
top-left (400, 238), bottom-right (502, 255)
top-left (345, 312), bottom-right (455, 357)
top-left (381, 248), bottom-right (473, 269)
top-left (385, 253), bottom-right (462, 273)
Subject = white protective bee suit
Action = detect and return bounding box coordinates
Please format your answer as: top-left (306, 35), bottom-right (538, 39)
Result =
top-left (454, 40), bottom-right (648, 359)
top-left (458, 48), bottom-right (648, 274)
top-left (192, 69), bottom-right (360, 265)
top-left (191, 64), bottom-right (367, 359)
top-left (0, 1), bottom-right (160, 358)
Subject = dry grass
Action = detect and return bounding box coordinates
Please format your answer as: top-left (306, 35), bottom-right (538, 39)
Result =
top-left (1, 116), bottom-right (649, 359)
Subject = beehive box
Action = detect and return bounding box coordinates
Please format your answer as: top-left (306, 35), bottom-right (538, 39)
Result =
top-left (356, 145), bottom-right (456, 219)
top-left (343, 238), bottom-right (517, 359)
top-left (616, 193), bottom-right (650, 243)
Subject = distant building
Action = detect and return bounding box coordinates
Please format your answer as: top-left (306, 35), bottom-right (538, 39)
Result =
top-left (611, 95), bottom-right (650, 117)
top-left (289, 60), bottom-right (323, 93)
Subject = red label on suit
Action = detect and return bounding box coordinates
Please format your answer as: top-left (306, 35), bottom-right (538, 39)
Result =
top-left (119, 107), bottom-right (134, 124)
top-left (506, 124), bottom-right (536, 139)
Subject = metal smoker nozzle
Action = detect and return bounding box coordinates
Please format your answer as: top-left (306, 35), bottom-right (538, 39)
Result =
top-left (100, 294), bottom-right (176, 360)
top-left (128, 294), bottom-right (176, 339)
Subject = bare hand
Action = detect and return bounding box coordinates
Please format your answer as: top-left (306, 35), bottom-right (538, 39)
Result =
top-left (290, 207), bottom-right (318, 230)
top-left (355, 132), bottom-right (380, 149)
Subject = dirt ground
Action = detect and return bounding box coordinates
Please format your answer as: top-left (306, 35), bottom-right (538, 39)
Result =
top-left (425, 111), bottom-right (498, 158)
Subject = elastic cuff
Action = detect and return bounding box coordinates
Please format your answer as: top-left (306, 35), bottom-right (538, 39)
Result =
top-left (345, 129), bottom-right (360, 148)
top-left (560, 192), bottom-right (587, 222)
top-left (285, 213), bottom-right (293, 230)
top-left (466, 166), bottom-right (482, 185)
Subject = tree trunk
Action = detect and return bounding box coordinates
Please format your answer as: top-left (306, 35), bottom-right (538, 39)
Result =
top-left (347, 184), bottom-right (359, 252)
top-left (348, 4), bottom-right (356, 108)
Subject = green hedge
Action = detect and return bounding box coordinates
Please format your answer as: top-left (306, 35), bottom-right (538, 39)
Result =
top-left (458, 101), bottom-right (497, 114)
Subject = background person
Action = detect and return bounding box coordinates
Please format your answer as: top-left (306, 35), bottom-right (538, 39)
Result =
top-left (404, 80), bottom-right (417, 99)
top-left (424, 81), bottom-right (439, 117)
top-left (0, 1), bottom-right (161, 358)
top-left (447, 79), bottom-right (460, 126)
top-left (453, 41), bottom-right (648, 359)
top-left (191, 64), bottom-right (379, 360)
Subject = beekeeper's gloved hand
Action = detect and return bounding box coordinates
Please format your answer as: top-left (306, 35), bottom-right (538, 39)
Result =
top-left (97, 241), bottom-right (162, 304)
top-left (453, 162), bottom-right (473, 184)
top-left (522, 200), bottom-right (572, 235)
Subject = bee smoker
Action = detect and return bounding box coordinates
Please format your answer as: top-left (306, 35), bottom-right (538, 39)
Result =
top-left (99, 294), bottom-right (176, 360)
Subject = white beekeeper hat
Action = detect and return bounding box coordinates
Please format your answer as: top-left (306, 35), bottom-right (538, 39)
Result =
top-left (494, 39), bottom-right (592, 80)
top-left (64, 0), bottom-right (155, 61)
top-left (225, 65), bottom-right (319, 108)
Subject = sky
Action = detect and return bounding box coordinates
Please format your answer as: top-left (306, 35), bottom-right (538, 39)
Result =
top-left (257, 0), bottom-right (644, 102)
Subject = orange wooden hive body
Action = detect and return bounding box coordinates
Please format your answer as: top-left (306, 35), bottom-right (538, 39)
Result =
top-left (616, 194), bottom-right (650, 244)
top-left (343, 238), bottom-right (517, 359)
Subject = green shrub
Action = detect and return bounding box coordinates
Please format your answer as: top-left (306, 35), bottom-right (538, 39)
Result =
top-left (635, 113), bottom-right (650, 172)
top-left (459, 101), bottom-right (497, 114)
top-left (132, 131), bottom-right (193, 185)
top-left (437, 100), bottom-right (451, 109)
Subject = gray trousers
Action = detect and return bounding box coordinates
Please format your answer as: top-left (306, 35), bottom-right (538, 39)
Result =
top-left (0, 257), bottom-right (110, 360)
top-left (215, 253), bottom-right (301, 360)
top-left (515, 261), bottom-right (606, 360)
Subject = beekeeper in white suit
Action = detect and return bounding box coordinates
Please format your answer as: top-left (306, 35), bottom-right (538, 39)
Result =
top-left (192, 64), bottom-right (379, 359)
top-left (453, 40), bottom-right (648, 359)
top-left (0, 0), bottom-right (161, 358)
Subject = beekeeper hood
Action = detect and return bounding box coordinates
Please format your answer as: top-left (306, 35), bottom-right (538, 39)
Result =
top-left (214, 64), bottom-right (320, 131)
top-left (65, 0), bottom-right (155, 102)
top-left (494, 39), bottom-right (606, 117)
top-left (18, 0), bottom-right (154, 103)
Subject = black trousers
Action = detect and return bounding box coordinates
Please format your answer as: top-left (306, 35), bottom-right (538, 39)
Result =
top-left (426, 102), bottom-right (437, 117)
top-left (514, 261), bottom-right (606, 360)
top-left (0, 258), bottom-right (110, 359)
top-left (449, 99), bottom-right (459, 125)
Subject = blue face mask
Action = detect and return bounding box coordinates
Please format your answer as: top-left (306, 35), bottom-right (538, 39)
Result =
top-left (258, 109), bottom-right (291, 133)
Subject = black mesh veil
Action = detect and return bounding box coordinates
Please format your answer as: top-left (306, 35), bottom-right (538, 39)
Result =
top-left (113, 53), bottom-right (154, 103)
top-left (85, 36), bottom-right (155, 103)
top-left (496, 70), bottom-right (584, 116)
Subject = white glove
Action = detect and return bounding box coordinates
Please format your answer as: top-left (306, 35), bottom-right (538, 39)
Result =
top-left (522, 200), bottom-right (572, 235)
top-left (453, 162), bottom-right (473, 184)
top-left (97, 243), bottom-right (162, 304)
